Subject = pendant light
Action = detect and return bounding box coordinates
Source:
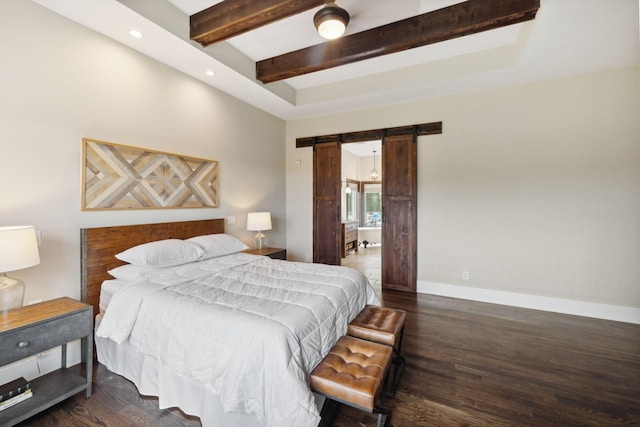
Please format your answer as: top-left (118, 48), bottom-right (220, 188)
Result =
top-left (370, 150), bottom-right (379, 181)
top-left (314, 2), bottom-right (350, 40)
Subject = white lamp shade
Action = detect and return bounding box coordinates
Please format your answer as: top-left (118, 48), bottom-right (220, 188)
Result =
top-left (0, 226), bottom-right (40, 272)
top-left (247, 212), bottom-right (272, 231)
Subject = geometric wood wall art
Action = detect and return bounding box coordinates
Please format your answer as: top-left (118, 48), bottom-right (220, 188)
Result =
top-left (82, 138), bottom-right (219, 210)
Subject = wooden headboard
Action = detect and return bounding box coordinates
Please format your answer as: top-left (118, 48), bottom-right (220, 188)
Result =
top-left (80, 219), bottom-right (225, 316)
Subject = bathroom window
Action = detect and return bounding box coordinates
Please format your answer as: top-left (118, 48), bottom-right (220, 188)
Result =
top-left (362, 182), bottom-right (382, 227)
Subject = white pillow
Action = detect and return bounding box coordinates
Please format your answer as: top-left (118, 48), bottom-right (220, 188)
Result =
top-left (187, 233), bottom-right (249, 260)
top-left (115, 239), bottom-right (205, 268)
top-left (108, 264), bottom-right (158, 281)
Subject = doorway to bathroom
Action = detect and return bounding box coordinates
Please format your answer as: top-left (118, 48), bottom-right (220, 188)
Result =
top-left (340, 141), bottom-right (382, 291)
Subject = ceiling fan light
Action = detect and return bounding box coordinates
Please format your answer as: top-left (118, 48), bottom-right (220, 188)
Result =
top-left (314, 3), bottom-right (350, 40)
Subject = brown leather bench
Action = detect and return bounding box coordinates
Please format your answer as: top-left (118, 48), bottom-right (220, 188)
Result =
top-left (347, 305), bottom-right (406, 396)
top-left (310, 335), bottom-right (392, 427)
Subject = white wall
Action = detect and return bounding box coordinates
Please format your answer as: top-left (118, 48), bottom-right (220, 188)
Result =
top-left (358, 153), bottom-right (382, 183)
top-left (341, 150), bottom-right (359, 182)
top-left (0, 0), bottom-right (286, 306)
top-left (286, 66), bottom-right (640, 321)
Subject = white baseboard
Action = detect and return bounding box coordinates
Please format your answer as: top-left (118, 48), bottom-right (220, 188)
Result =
top-left (417, 281), bottom-right (640, 325)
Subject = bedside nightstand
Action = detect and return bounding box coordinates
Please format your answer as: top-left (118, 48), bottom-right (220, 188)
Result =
top-left (244, 247), bottom-right (287, 260)
top-left (0, 297), bottom-right (93, 426)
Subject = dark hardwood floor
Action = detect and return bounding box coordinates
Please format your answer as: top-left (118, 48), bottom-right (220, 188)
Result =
top-left (18, 291), bottom-right (640, 426)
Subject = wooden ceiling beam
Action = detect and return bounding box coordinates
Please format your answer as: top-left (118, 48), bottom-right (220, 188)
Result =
top-left (191, 0), bottom-right (325, 46)
top-left (257, 0), bottom-right (539, 83)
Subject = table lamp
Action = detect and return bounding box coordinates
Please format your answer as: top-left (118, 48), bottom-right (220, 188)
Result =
top-left (247, 212), bottom-right (272, 250)
top-left (0, 226), bottom-right (40, 312)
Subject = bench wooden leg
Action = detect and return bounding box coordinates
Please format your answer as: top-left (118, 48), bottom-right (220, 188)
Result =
top-left (384, 326), bottom-right (405, 397)
top-left (387, 349), bottom-right (406, 397)
top-left (374, 406), bottom-right (392, 427)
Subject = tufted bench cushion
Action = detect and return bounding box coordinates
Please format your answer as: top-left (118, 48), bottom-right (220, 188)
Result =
top-left (348, 305), bottom-right (406, 349)
top-left (310, 335), bottom-right (392, 425)
top-left (348, 305), bottom-right (406, 396)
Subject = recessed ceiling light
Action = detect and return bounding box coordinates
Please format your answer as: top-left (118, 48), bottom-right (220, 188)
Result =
top-left (129, 29), bottom-right (143, 38)
top-left (206, 70), bottom-right (215, 77)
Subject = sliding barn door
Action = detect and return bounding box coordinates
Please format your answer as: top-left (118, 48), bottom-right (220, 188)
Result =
top-left (313, 141), bottom-right (341, 265)
top-left (382, 134), bottom-right (417, 292)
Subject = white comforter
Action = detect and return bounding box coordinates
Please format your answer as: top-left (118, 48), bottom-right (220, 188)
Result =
top-left (97, 253), bottom-right (378, 427)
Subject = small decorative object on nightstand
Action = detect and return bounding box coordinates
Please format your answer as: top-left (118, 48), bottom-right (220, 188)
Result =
top-left (244, 247), bottom-right (286, 260)
top-left (0, 297), bottom-right (93, 426)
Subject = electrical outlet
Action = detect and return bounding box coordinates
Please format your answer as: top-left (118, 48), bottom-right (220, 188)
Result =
top-left (462, 271), bottom-right (470, 280)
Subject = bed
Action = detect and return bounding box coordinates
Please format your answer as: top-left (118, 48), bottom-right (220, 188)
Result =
top-left (80, 219), bottom-right (378, 427)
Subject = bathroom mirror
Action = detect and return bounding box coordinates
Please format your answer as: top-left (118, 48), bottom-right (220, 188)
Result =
top-left (343, 179), bottom-right (359, 222)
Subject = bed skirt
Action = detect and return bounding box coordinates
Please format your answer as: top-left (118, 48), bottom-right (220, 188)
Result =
top-left (95, 314), bottom-right (325, 426)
